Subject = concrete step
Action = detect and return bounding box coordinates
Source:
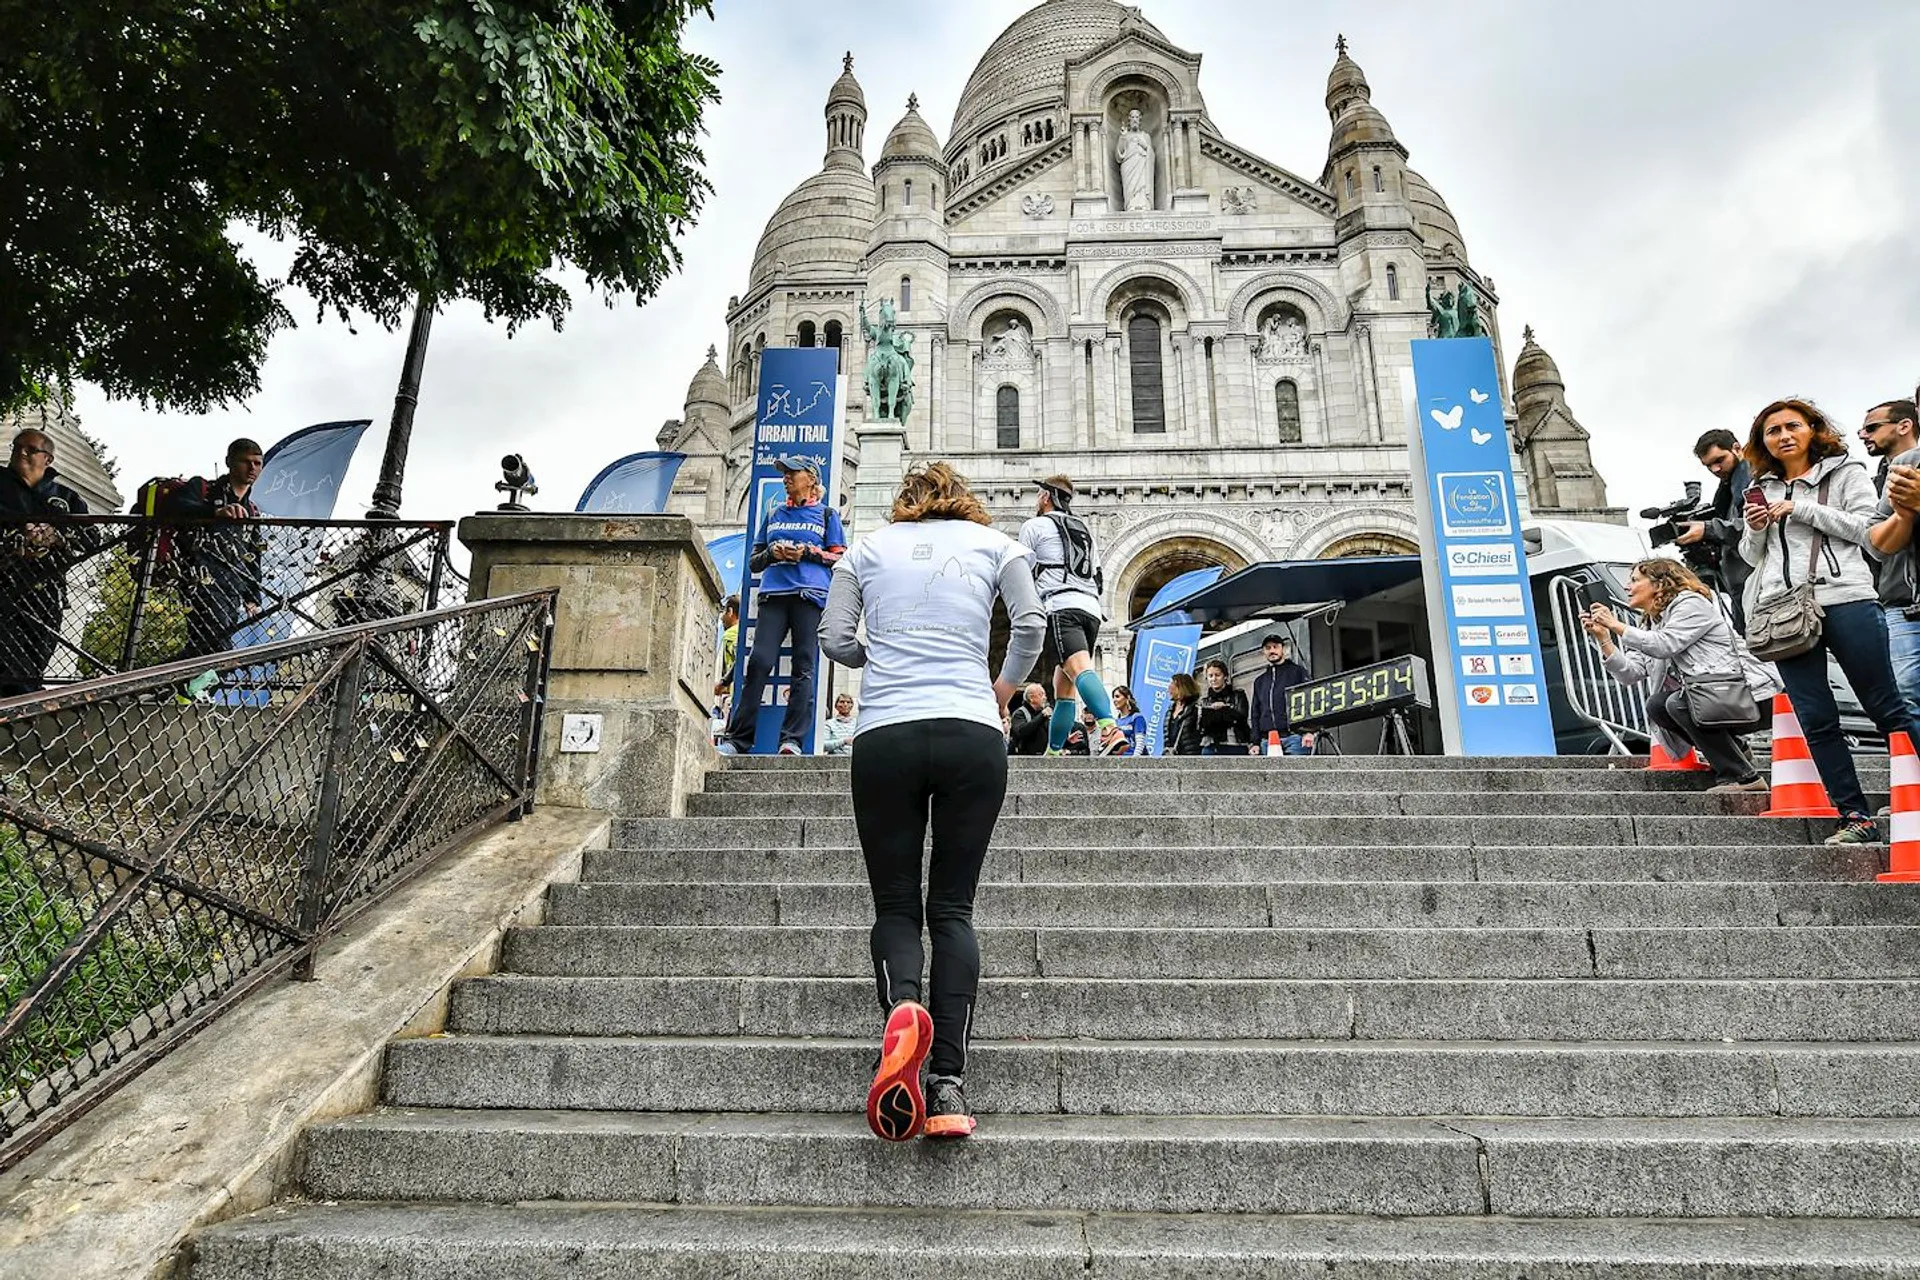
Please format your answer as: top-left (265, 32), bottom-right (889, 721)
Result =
top-left (583, 843), bottom-right (1888, 884)
top-left (546, 879), bottom-right (1920, 929)
top-left (188, 1202), bottom-right (1920, 1279)
top-left (380, 1034), bottom-right (1920, 1118)
top-left (504, 924), bottom-right (1920, 980)
top-left (445, 974), bottom-right (1920, 1041)
top-left (294, 1109), bottom-right (1920, 1217)
top-left (686, 789), bottom-right (1791, 818)
top-left (725, 754), bottom-right (1665, 771)
top-left (701, 766), bottom-right (1767, 794)
top-left (614, 813), bottom-right (1843, 848)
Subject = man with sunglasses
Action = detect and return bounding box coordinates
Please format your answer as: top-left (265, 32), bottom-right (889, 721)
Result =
top-left (0, 430), bottom-right (94, 695)
top-left (1864, 397), bottom-right (1920, 724)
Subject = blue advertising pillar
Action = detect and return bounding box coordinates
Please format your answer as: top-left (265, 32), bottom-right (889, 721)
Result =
top-left (1409, 337), bottom-right (1558, 756)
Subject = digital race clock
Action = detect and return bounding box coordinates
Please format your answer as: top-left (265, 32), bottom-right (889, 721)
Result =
top-left (1285, 655), bottom-right (1432, 732)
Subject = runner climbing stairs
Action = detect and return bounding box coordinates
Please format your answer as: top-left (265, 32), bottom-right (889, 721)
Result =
top-left (191, 755), bottom-right (1920, 1276)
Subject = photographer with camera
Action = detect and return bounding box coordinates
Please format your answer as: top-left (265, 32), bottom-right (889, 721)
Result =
top-left (1864, 398), bottom-right (1920, 724)
top-left (1666, 430), bottom-right (1751, 631)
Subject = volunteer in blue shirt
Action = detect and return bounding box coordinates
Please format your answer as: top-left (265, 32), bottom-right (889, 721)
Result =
top-left (718, 456), bottom-right (847, 755)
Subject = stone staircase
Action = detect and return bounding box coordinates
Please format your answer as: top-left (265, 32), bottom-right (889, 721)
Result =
top-left (190, 755), bottom-right (1920, 1276)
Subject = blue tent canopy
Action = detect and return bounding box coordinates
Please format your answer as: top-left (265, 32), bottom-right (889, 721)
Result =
top-left (1129, 554), bottom-right (1425, 629)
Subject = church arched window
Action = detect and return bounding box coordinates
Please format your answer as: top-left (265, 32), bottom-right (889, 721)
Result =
top-left (824, 320), bottom-right (843, 372)
top-left (1386, 264), bottom-right (1400, 301)
top-left (1022, 124), bottom-right (1031, 146)
top-left (1127, 312), bottom-right (1166, 434)
top-left (931, 182), bottom-right (938, 207)
top-left (1275, 379), bottom-right (1302, 444)
top-left (798, 321), bottom-right (816, 347)
top-left (904, 179), bottom-right (913, 206)
top-left (899, 276), bottom-right (912, 311)
top-left (1345, 170), bottom-right (1358, 199)
top-left (1372, 165), bottom-right (1383, 193)
top-left (1045, 119), bottom-right (1054, 141)
top-left (996, 386), bottom-right (1020, 449)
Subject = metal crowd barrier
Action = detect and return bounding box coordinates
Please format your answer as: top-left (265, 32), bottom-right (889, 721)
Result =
top-left (1546, 573), bottom-right (1649, 754)
top-left (0, 515), bottom-right (464, 694)
top-left (0, 588), bottom-right (555, 1169)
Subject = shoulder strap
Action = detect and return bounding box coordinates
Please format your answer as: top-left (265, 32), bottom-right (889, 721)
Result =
top-left (1776, 472), bottom-right (1834, 588)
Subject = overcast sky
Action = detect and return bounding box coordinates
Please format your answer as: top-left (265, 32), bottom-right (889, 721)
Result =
top-left (73, 0), bottom-right (1920, 532)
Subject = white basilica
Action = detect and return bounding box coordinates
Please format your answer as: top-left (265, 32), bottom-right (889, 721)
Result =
top-left (658, 0), bottom-right (1619, 629)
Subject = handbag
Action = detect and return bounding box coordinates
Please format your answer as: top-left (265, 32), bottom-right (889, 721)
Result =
top-left (1681, 672), bottom-right (1756, 728)
top-left (1745, 474), bottom-right (1830, 662)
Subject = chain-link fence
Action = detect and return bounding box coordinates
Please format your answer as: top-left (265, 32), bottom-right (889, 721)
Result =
top-left (0, 588), bottom-right (555, 1169)
top-left (0, 515), bottom-right (459, 695)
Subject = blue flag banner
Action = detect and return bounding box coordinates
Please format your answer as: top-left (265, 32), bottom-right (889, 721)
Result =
top-left (705, 533), bottom-right (747, 583)
top-left (576, 451), bottom-right (687, 514)
top-left (254, 419), bottom-right (372, 519)
top-left (1409, 337), bottom-right (1557, 755)
top-left (732, 348), bottom-right (845, 753)
top-left (1128, 565), bottom-right (1224, 757)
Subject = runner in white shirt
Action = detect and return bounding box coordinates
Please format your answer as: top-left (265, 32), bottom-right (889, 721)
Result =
top-left (1018, 475), bottom-right (1125, 755)
top-left (820, 462), bottom-right (1046, 1142)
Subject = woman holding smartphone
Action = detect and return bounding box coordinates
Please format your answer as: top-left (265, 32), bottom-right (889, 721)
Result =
top-left (1740, 398), bottom-right (1917, 844)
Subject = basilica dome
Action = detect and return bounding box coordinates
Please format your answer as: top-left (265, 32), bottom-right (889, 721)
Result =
top-left (1512, 327), bottom-right (1565, 406)
top-left (880, 101), bottom-right (941, 164)
top-left (748, 163), bottom-right (876, 290)
top-left (686, 346), bottom-right (728, 409)
top-left (1404, 168), bottom-right (1469, 261)
top-left (948, 0), bottom-right (1167, 149)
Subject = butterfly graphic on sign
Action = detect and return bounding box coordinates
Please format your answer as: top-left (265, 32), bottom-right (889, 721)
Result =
top-left (1469, 388), bottom-right (1490, 404)
top-left (1430, 405), bottom-right (1463, 431)
top-left (1470, 429), bottom-right (1494, 445)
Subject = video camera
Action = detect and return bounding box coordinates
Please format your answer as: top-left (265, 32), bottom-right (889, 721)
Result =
top-left (1641, 481), bottom-right (1718, 572)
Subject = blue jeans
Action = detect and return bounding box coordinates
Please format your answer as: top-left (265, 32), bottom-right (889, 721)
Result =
top-left (1885, 606), bottom-right (1920, 729)
top-left (724, 593), bottom-right (821, 752)
top-left (1775, 600), bottom-right (1920, 820)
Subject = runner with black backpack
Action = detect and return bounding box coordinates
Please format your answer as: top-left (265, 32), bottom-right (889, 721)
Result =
top-left (1019, 476), bottom-right (1126, 756)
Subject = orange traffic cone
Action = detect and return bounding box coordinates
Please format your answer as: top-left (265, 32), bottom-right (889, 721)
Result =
top-left (1878, 731), bottom-right (1920, 882)
top-left (1647, 743), bottom-right (1712, 772)
top-left (1761, 693), bottom-right (1839, 818)
top-left (1266, 730), bottom-right (1282, 757)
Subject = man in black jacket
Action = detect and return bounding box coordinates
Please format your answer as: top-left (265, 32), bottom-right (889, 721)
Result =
top-left (1676, 429), bottom-right (1751, 632)
top-left (0, 429), bottom-right (93, 695)
top-left (1007, 683), bottom-right (1052, 756)
top-left (162, 438), bottom-right (266, 662)
top-left (1246, 633), bottom-right (1309, 755)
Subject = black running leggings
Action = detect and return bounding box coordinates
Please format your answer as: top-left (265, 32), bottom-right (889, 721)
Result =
top-left (851, 717), bottom-right (1009, 1078)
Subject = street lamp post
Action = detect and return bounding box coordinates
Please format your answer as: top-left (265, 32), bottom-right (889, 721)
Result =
top-left (367, 294), bottom-right (435, 520)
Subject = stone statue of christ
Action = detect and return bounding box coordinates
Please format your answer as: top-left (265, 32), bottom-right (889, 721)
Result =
top-left (1115, 109), bottom-right (1154, 211)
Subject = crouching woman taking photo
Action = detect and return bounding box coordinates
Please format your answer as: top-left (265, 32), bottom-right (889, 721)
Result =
top-left (1583, 558), bottom-right (1779, 793)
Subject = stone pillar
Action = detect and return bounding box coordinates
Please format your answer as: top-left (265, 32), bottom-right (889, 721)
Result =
top-left (850, 419), bottom-right (907, 536)
top-left (459, 513), bottom-right (724, 819)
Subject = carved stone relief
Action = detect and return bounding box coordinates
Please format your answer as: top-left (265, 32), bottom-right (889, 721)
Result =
top-left (1222, 186), bottom-right (1257, 215)
top-left (1021, 192), bottom-right (1055, 219)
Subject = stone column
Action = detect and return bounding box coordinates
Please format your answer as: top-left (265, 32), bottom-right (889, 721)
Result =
top-left (851, 419), bottom-right (907, 534)
top-left (460, 514), bottom-right (724, 819)
top-left (1092, 336), bottom-right (1115, 441)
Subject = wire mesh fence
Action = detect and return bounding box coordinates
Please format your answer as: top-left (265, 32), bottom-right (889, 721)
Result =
top-left (0, 515), bottom-right (461, 696)
top-left (0, 588), bottom-right (554, 1169)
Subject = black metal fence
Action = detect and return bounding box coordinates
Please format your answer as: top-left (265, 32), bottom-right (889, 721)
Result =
top-left (0, 588), bottom-right (555, 1169)
top-left (0, 515), bottom-right (464, 695)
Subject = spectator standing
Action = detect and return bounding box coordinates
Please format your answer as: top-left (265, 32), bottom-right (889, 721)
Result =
top-left (1112, 685), bottom-right (1148, 755)
top-left (1740, 398), bottom-right (1918, 844)
top-left (1863, 399), bottom-right (1920, 725)
top-left (1247, 633), bottom-right (1309, 755)
top-left (163, 438), bottom-right (265, 662)
top-left (1007, 683), bottom-right (1051, 756)
top-left (1582, 558), bottom-right (1779, 791)
top-left (1064, 707), bottom-right (1096, 755)
top-left (0, 429), bottom-right (93, 695)
top-left (718, 457), bottom-right (845, 756)
top-left (819, 461), bottom-right (1046, 1143)
top-left (1164, 671), bottom-right (1202, 755)
top-left (823, 693), bottom-right (858, 756)
top-left (714, 594), bottom-right (742, 697)
top-left (1677, 429), bottom-right (1753, 632)
top-left (1196, 659), bottom-right (1251, 755)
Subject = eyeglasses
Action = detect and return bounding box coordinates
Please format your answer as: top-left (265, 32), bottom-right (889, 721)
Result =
top-left (16, 446), bottom-right (52, 460)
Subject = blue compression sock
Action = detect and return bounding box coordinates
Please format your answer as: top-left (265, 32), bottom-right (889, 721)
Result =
top-left (1049, 698), bottom-right (1079, 751)
top-left (1074, 670), bottom-right (1116, 723)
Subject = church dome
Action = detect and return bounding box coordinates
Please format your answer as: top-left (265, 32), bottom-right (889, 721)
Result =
top-left (749, 165), bottom-right (877, 290)
top-left (879, 97), bottom-right (942, 165)
top-left (1512, 326), bottom-right (1565, 406)
top-left (949, 0), bottom-right (1166, 149)
top-left (828, 58), bottom-right (865, 112)
top-left (686, 345), bottom-right (728, 409)
top-left (1328, 100), bottom-right (1397, 153)
top-left (1404, 168), bottom-right (1468, 259)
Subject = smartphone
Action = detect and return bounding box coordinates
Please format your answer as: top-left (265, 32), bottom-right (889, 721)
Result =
top-left (1744, 485), bottom-right (1767, 510)
top-left (1574, 581), bottom-right (1615, 617)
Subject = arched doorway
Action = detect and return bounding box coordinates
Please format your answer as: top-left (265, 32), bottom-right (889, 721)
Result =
top-left (1320, 532), bottom-right (1419, 558)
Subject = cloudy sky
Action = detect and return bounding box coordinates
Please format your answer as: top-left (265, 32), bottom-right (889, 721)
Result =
top-left (73, 0), bottom-right (1920, 533)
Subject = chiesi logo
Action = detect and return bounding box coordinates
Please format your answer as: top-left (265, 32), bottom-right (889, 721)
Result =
top-left (1445, 542), bottom-right (1518, 578)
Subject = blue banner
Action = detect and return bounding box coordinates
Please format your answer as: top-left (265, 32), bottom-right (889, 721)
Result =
top-left (576, 451), bottom-right (687, 514)
top-left (1128, 565), bottom-right (1224, 756)
top-left (254, 420), bottom-right (371, 519)
top-left (732, 348), bottom-right (844, 753)
top-left (705, 533), bottom-right (746, 584)
top-left (1409, 337), bottom-right (1556, 755)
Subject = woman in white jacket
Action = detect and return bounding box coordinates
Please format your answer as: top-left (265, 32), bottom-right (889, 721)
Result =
top-left (1583, 559), bottom-right (1779, 792)
top-left (1739, 398), bottom-right (1919, 844)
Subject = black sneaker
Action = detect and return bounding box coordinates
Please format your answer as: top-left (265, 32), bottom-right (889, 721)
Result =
top-left (1825, 819), bottom-right (1880, 846)
top-left (923, 1073), bottom-right (976, 1139)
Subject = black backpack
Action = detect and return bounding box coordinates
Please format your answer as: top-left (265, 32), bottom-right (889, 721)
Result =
top-left (1040, 512), bottom-right (1103, 593)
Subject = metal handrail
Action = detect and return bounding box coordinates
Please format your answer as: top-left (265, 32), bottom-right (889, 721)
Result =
top-left (0, 589), bottom-right (556, 1169)
top-left (1546, 574), bottom-right (1650, 754)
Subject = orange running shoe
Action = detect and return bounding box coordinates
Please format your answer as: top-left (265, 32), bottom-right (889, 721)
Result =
top-left (923, 1074), bottom-right (976, 1139)
top-left (865, 1001), bottom-right (932, 1141)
